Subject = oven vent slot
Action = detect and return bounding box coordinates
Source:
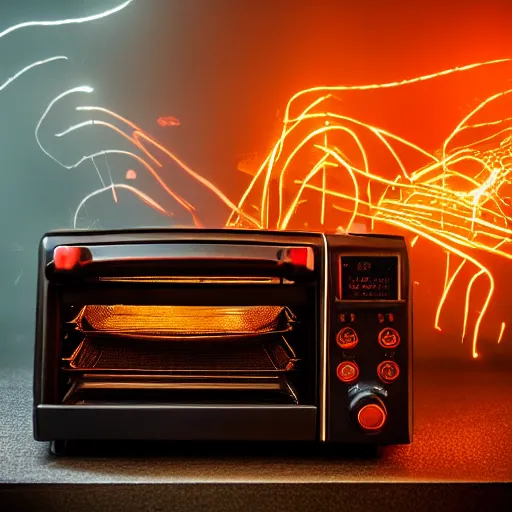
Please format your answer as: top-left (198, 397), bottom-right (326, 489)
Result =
top-left (98, 276), bottom-right (283, 284)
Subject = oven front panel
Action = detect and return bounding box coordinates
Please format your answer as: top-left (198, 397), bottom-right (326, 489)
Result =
top-left (34, 228), bottom-right (412, 446)
top-left (34, 230), bottom-right (323, 443)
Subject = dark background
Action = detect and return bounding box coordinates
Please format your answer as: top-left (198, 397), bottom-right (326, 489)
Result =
top-left (1, 0), bottom-right (512, 368)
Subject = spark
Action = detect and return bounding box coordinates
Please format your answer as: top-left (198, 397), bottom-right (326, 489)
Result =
top-left (91, 157), bottom-right (106, 188)
top-left (498, 322), bottom-right (506, 344)
top-left (103, 153), bottom-right (118, 203)
top-left (435, 259), bottom-right (466, 332)
top-left (14, 270), bottom-right (23, 286)
top-left (157, 116), bottom-right (180, 127)
top-left (462, 269), bottom-right (486, 343)
top-left (0, 0), bottom-right (135, 40)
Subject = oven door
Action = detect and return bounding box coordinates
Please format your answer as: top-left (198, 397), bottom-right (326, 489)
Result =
top-left (35, 239), bottom-right (320, 442)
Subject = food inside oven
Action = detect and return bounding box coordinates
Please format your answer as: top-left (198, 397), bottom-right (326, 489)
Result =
top-left (71, 305), bottom-right (295, 339)
top-left (60, 305), bottom-right (302, 405)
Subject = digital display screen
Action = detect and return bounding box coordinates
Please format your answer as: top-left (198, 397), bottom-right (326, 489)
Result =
top-left (339, 256), bottom-right (399, 300)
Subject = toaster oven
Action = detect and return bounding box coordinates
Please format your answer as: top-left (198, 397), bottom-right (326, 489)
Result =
top-left (33, 228), bottom-right (412, 452)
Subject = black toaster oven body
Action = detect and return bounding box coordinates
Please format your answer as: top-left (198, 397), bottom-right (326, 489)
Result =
top-left (33, 228), bottom-right (412, 449)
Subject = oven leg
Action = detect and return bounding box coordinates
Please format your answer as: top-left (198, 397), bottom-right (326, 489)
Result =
top-left (50, 440), bottom-right (68, 456)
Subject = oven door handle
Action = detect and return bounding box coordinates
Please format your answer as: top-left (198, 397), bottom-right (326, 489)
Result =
top-left (50, 243), bottom-right (315, 273)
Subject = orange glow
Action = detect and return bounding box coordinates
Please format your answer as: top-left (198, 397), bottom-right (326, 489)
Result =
top-left (125, 169), bottom-right (137, 180)
top-left (157, 115), bottom-right (180, 127)
top-left (224, 59), bottom-right (512, 359)
top-left (71, 59), bottom-right (512, 358)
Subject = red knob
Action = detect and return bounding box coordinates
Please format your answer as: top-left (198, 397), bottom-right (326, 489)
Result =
top-left (378, 327), bottom-right (400, 349)
top-left (357, 403), bottom-right (387, 431)
top-left (336, 327), bottom-right (359, 349)
top-left (336, 361), bottom-right (359, 383)
top-left (377, 360), bottom-right (400, 383)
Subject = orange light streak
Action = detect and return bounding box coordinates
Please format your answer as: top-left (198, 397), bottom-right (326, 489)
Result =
top-left (435, 259), bottom-right (466, 332)
top-left (74, 106), bottom-right (259, 228)
top-left (74, 183), bottom-right (172, 228)
top-left (498, 322), bottom-right (506, 344)
top-left (224, 60), bottom-right (512, 357)
top-left (53, 107), bottom-right (254, 228)
top-left (66, 60), bottom-right (512, 358)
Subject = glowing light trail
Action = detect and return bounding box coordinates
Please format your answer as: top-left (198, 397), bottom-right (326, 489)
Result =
top-left (74, 183), bottom-right (171, 228)
top-left (54, 105), bottom-right (259, 227)
top-left (223, 60), bottom-right (512, 358)
top-left (13, 7), bottom-right (506, 360)
top-left (0, 0), bottom-right (137, 307)
top-left (498, 322), bottom-right (506, 344)
top-left (0, 0), bottom-right (134, 40)
top-left (0, 56), bottom-right (68, 92)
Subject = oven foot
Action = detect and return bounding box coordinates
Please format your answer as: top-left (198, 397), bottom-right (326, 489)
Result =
top-left (50, 440), bottom-right (68, 455)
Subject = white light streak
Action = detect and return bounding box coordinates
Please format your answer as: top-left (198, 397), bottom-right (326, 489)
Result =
top-left (54, 120), bottom-right (95, 137)
top-left (0, 0), bottom-right (135, 40)
top-left (0, 56), bottom-right (68, 92)
top-left (35, 86), bottom-right (95, 168)
top-left (73, 183), bottom-right (171, 228)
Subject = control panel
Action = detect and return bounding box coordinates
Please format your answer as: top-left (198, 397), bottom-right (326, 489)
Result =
top-left (325, 234), bottom-right (412, 445)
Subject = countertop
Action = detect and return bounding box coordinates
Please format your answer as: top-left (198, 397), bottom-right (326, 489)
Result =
top-left (1, 363), bottom-right (511, 510)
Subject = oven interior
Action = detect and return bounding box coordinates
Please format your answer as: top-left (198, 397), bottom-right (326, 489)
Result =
top-left (57, 283), bottom-right (318, 406)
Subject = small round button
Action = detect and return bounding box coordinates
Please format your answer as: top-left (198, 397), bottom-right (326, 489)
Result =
top-left (336, 361), bottom-right (359, 383)
top-left (378, 327), bottom-right (400, 349)
top-left (377, 360), bottom-right (400, 383)
top-left (337, 327), bottom-right (359, 349)
top-left (357, 403), bottom-right (387, 431)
